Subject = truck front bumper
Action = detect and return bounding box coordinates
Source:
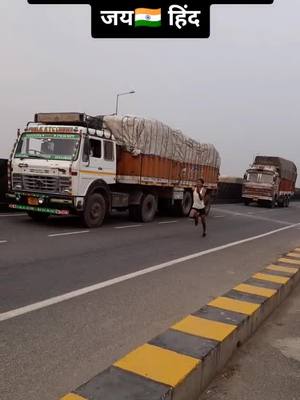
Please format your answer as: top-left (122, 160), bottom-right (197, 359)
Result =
top-left (9, 204), bottom-right (70, 215)
top-left (7, 192), bottom-right (75, 215)
top-left (242, 194), bottom-right (273, 201)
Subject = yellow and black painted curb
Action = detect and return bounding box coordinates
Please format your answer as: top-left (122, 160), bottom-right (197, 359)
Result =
top-left (60, 249), bottom-right (300, 400)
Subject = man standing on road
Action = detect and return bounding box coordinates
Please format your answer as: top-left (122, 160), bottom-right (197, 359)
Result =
top-left (190, 179), bottom-right (207, 237)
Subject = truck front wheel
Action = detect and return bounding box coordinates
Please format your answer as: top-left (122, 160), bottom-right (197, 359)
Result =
top-left (278, 197), bottom-right (284, 208)
top-left (81, 193), bottom-right (106, 228)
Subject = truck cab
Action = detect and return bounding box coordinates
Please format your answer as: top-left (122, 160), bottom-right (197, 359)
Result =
top-left (8, 113), bottom-right (117, 227)
top-left (242, 165), bottom-right (278, 207)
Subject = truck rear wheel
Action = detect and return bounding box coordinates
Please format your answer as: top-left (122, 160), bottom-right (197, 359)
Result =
top-left (284, 196), bottom-right (290, 207)
top-left (174, 191), bottom-right (193, 217)
top-left (130, 194), bottom-right (157, 222)
top-left (140, 194), bottom-right (157, 222)
top-left (27, 211), bottom-right (49, 222)
top-left (81, 193), bottom-right (106, 228)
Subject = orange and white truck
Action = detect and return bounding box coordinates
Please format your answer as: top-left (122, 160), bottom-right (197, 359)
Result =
top-left (8, 113), bottom-right (220, 227)
top-left (242, 156), bottom-right (297, 208)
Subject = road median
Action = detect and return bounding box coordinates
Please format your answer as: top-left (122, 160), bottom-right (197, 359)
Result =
top-left (60, 249), bottom-right (300, 400)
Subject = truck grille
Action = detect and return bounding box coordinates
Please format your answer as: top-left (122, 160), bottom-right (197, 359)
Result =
top-left (24, 175), bottom-right (58, 192)
top-left (13, 174), bottom-right (71, 194)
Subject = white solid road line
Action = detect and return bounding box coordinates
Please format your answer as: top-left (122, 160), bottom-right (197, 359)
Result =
top-left (1, 222), bottom-right (300, 323)
top-left (158, 220), bottom-right (177, 224)
top-left (0, 213), bottom-right (27, 217)
top-left (48, 231), bottom-right (90, 237)
top-left (213, 207), bottom-right (292, 226)
top-left (114, 224), bottom-right (142, 229)
top-left (0, 240), bottom-right (8, 244)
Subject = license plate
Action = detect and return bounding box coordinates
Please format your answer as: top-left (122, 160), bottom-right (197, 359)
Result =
top-left (28, 196), bottom-right (39, 206)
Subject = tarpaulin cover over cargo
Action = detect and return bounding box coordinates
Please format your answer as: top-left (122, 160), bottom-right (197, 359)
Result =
top-left (103, 115), bottom-right (220, 168)
top-left (254, 156), bottom-right (297, 182)
top-left (102, 115), bottom-right (221, 188)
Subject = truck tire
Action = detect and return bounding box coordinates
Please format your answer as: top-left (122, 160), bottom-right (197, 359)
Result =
top-left (278, 197), bottom-right (284, 208)
top-left (244, 199), bottom-right (250, 206)
top-left (81, 193), bottom-right (106, 228)
top-left (285, 196), bottom-right (290, 207)
top-left (139, 194), bottom-right (157, 222)
top-left (174, 191), bottom-right (193, 217)
top-left (27, 211), bottom-right (49, 222)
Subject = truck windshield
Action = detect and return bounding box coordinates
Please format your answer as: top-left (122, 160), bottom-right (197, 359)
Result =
top-left (14, 133), bottom-right (80, 161)
top-left (261, 174), bottom-right (274, 184)
top-left (247, 172), bottom-right (274, 184)
top-left (248, 172), bottom-right (259, 183)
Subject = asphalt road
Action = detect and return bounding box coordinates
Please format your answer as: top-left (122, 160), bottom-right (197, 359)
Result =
top-left (1, 202), bottom-right (300, 399)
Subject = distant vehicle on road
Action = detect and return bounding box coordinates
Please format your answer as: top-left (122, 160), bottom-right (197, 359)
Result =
top-left (242, 156), bottom-right (297, 208)
top-left (0, 158), bottom-right (8, 207)
top-left (7, 113), bottom-right (221, 227)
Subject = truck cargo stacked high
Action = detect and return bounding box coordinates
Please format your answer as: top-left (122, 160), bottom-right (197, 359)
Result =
top-left (8, 113), bottom-right (220, 227)
top-left (103, 115), bottom-right (220, 187)
top-left (242, 155), bottom-right (297, 208)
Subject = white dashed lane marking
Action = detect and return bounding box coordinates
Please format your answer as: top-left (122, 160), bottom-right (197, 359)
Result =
top-left (114, 224), bottom-right (142, 229)
top-left (48, 231), bottom-right (90, 237)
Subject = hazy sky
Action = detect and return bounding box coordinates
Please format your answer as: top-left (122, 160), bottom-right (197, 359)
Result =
top-left (1, 0), bottom-right (299, 179)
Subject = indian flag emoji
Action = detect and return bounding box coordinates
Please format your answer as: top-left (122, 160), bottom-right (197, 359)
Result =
top-left (134, 8), bottom-right (162, 27)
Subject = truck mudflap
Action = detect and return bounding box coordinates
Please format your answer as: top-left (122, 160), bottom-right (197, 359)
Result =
top-left (9, 204), bottom-right (69, 215)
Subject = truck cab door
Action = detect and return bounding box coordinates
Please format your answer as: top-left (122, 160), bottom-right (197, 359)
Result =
top-left (79, 137), bottom-right (103, 195)
top-left (101, 140), bottom-right (116, 184)
top-left (79, 137), bottom-right (116, 196)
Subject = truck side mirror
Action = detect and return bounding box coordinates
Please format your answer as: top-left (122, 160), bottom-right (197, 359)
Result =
top-left (82, 138), bottom-right (90, 164)
top-left (243, 173), bottom-right (247, 180)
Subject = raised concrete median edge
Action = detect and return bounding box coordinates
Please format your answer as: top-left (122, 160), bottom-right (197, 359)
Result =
top-left (60, 249), bottom-right (300, 400)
